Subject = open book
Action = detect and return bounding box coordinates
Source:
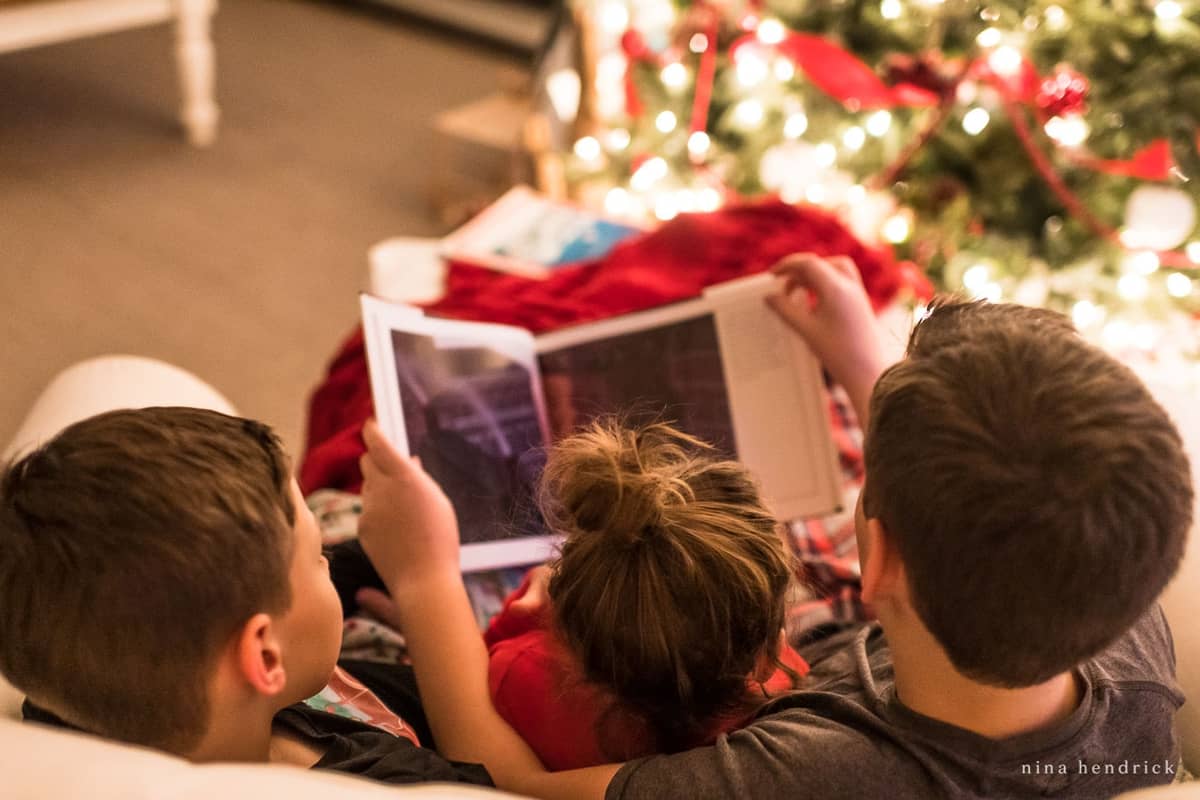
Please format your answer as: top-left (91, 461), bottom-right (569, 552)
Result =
top-left (361, 272), bottom-right (842, 573)
top-left (440, 185), bottom-right (644, 278)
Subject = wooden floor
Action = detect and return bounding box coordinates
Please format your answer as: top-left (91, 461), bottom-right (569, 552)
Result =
top-left (0, 0), bottom-right (520, 454)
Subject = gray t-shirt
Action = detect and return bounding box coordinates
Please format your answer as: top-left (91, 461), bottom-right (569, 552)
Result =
top-left (607, 607), bottom-right (1183, 799)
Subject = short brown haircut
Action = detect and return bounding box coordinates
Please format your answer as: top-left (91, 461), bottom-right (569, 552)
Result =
top-left (865, 300), bottom-right (1192, 686)
top-left (541, 420), bottom-right (797, 756)
top-left (0, 407), bottom-right (296, 752)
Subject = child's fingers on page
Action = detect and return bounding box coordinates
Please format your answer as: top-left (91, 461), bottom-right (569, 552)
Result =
top-left (766, 292), bottom-right (814, 335)
top-left (362, 420), bottom-right (410, 476)
top-left (771, 254), bottom-right (841, 295)
top-left (770, 253), bottom-right (819, 280)
top-left (828, 256), bottom-right (862, 283)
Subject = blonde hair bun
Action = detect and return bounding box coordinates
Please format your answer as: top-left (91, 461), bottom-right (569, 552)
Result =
top-left (538, 420), bottom-right (712, 546)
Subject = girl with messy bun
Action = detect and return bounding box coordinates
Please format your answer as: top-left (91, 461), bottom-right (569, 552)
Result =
top-left (482, 419), bottom-right (809, 770)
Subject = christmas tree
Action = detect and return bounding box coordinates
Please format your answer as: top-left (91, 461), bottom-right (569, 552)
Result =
top-left (544, 0), bottom-right (1200, 362)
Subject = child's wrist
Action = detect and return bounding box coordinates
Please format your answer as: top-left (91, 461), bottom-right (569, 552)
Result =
top-left (384, 570), bottom-right (464, 616)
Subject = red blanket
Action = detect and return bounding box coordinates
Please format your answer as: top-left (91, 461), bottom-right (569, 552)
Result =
top-left (299, 200), bottom-right (914, 494)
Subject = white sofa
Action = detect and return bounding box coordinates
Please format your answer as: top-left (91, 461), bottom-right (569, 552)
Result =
top-left (4, 716), bottom-right (509, 800)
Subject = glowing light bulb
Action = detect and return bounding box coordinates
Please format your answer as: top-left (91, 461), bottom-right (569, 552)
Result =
top-left (631, 157), bottom-right (668, 191)
top-left (687, 131), bottom-right (711, 157)
top-left (1133, 323), bottom-right (1158, 350)
top-left (866, 110), bottom-right (892, 137)
top-left (573, 136), bottom-right (602, 162)
top-left (689, 33), bottom-right (708, 53)
top-left (1071, 300), bottom-right (1104, 329)
top-left (842, 126), bottom-right (867, 152)
top-left (734, 99), bottom-right (765, 128)
top-left (597, 53), bottom-right (627, 84)
top-left (1167, 272), bottom-right (1194, 298)
top-left (606, 128), bottom-right (631, 151)
top-left (633, 0), bottom-right (676, 33)
top-left (1103, 320), bottom-right (1133, 349)
top-left (784, 112), bottom-right (808, 139)
top-left (774, 59), bottom-right (796, 82)
top-left (656, 110), bottom-right (678, 133)
top-left (1187, 241), bottom-right (1200, 263)
top-left (654, 194), bottom-right (679, 221)
top-left (1124, 251), bottom-right (1161, 275)
top-left (882, 213), bottom-right (912, 243)
top-left (815, 142), bottom-right (838, 166)
top-left (1156, 0), bottom-right (1183, 21)
top-left (988, 46), bottom-right (1024, 77)
top-left (806, 184), bottom-right (828, 205)
top-left (661, 62), bottom-right (688, 90)
top-left (736, 52), bottom-right (769, 87)
top-left (604, 187), bottom-right (632, 216)
top-left (1117, 273), bottom-right (1149, 301)
top-left (1044, 5), bottom-right (1067, 29)
top-left (545, 68), bottom-right (581, 122)
top-left (962, 263), bottom-right (991, 292)
top-left (697, 187), bottom-right (723, 212)
top-left (1044, 114), bottom-right (1090, 148)
top-left (598, 2), bottom-right (629, 34)
top-left (881, 0), bottom-right (903, 20)
top-left (976, 27), bottom-right (1002, 48)
top-left (977, 282), bottom-right (1003, 303)
top-left (962, 107), bottom-right (991, 135)
top-left (757, 18), bottom-right (787, 45)
top-left (846, 184), bottom-right (867, 204)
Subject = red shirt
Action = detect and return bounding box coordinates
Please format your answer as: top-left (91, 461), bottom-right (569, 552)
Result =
top-left (484, 574), bottom-right (811, 771)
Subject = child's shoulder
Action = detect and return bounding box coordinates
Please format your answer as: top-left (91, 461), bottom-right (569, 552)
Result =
top-left (1087, 604), bottom-right (1182, 703)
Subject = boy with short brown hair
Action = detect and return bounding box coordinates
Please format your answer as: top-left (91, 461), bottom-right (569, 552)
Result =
top-left (0, 407), bottom-right (489, 785)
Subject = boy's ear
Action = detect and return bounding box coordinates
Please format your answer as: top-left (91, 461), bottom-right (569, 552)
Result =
top-left (860, 517), bottom-right (906, 607)
top-left (234, 613), bottom-right (288, 697)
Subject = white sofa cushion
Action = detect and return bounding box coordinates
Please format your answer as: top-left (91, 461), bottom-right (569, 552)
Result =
top-left (3, 717), bottom-right (515, 799)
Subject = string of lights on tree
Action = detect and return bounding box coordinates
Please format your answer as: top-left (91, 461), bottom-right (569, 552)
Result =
top-left (543, 0), bottom-right (1200, 366)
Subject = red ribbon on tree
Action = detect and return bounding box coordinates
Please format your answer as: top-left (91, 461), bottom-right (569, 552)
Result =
top-left (727, 33), bottom-right (940, 111)
top-left (976, 55), bottom-right (1194, 268)
top-left (689, 16), bottom-right (719, 135)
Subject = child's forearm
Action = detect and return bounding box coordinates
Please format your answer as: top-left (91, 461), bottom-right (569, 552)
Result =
top-left (841, 358), bottom-right (885, 431)
top-left (388, 573), bottom-right (541, 771)
top-left (386, 573), bottom-right (617, 799)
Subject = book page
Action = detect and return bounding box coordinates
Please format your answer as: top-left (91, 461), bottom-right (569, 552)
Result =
top-left (534, 275), bottom-right (841, 521)
top-left (705, 276), bottom-right (843, 520)
top-left (360, 296), bottom-right (562, 572)
top-left (535, 296), bottom-right (735, 450)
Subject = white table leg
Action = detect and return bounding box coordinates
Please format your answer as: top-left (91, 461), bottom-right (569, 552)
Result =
top-left (174, 0), bottom-right (218, 147)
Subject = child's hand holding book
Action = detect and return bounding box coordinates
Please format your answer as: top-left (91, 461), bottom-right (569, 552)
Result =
top-left (358, 419), bottom-right (463, 608)
top-left (766, 253), bottom-right (889, 423)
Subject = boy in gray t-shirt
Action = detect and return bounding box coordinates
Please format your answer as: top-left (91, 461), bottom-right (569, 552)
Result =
top-left (607, 607), bottom-right (1181, 799)
top-left (356, 254), bottom-right (1193, 799)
